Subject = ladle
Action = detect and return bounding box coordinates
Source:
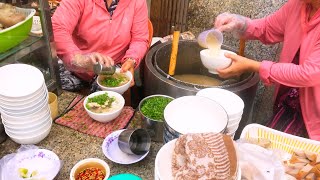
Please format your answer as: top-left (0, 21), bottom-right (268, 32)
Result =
top-left (238, 38), bottom-right (246, 56)
top-left (168, 26), bottom-right (180, 76)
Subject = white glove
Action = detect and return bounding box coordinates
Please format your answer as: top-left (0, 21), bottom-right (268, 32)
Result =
top-left (71, 52), bottom-right (114, 73)
top-left (214, 12), bottom-right (247, 37)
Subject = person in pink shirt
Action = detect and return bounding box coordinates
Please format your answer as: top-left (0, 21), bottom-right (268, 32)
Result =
top-left (214, 0), bottom-right (320, 140)
top-left (52, 0), bottom-right (149, 87)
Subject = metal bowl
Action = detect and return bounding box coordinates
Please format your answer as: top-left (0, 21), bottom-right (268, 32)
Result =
top-left (138, 94), bottom-right (174, 142)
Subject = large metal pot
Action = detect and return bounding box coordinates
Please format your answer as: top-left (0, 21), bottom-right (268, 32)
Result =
top-left (143, 40), bottom-right (259, 139)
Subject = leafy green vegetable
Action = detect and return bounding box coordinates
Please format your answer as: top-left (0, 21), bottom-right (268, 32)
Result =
top-left (140, 96), bottom-right (173, 121)
top-left (86, 93), bottom-right (115, 109)
top-left (100, 74), bottom-right (127, 87)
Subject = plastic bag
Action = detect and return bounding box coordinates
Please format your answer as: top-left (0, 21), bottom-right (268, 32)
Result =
top-left (236, 140), bottom-right (287, 180)
top-left (0, 145), bottom-right (63, 180)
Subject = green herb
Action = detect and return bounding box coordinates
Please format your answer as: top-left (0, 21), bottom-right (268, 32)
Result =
top-left (86, 93), bottom-right (115, 109)
top-left (140, 96), bottom-right (173, 121)
top-left (101, 74), bottom-right (127, 87)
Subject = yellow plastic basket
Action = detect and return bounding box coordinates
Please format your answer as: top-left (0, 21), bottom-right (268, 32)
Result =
top-left (0, 7), bottom-right (36, 53)
top-left (240, 124), bottom-right (320, 154)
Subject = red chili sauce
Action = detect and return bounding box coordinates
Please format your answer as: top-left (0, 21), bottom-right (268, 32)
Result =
top-left (76, 167), bottom-right (105, 180)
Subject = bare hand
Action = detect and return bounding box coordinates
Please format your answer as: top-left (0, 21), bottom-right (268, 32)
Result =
top-left (217, 53), bottom-right (260, 79)
top-left (121, 59), bottom-right (135, 87)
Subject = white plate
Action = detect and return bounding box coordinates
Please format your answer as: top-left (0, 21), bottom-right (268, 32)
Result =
top-left (164, 96), bottom-right (228, 134)
top-left (155, 139), bottom-right (176, 180)
top-left (1, 149), bottom-right (61, 180)
top-left (155, 139), bottom-right (241, 180)
top-left (0, 64), bottom-right (44, 98)
top-left (102, 129), bottom-right (149, 165)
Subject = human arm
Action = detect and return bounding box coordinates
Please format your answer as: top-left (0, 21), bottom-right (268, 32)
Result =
top-left (259, 41), bottom-right (320, 87)
top-left (120, 0), bottom-right (149, 69)
top-left (218, 41), bottom-right (320, 87)
top-left (52, 0), bottom-right (114, 73)
top-left (214, 0), bottom-right (295, 44)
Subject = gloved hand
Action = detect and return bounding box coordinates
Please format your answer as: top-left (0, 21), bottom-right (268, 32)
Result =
top-left (214, 12), bottom-right (247, 37)
top-left (71, 52), bottom-right (114, 72)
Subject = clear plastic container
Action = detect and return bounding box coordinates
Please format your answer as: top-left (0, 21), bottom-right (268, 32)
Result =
top-left (197, 29), bottom-right (223, 49)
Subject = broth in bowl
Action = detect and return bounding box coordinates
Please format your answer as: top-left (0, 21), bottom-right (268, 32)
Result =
top-left (98, 73), bottom-right (130, 87)
top-left (86, 92), bottom-right (121, 114)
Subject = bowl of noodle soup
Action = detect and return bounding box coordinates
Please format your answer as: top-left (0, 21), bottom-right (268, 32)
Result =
top-left (83, 91), bottom-right (125, 123)
top-left (97, 68), bottom-right (132, 94)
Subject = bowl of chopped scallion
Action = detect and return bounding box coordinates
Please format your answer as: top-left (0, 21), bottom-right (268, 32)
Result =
top-left (138, 94), bottom-right (174, 142)
top-left (97, 68), bottom-right (132, 94)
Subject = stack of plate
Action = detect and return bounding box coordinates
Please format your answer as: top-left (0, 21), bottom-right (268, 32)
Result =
top-left (163, 96), bottom-right (228, 143)
top-left (154, 139), bottom-right (241, 180)
top-left (0, 64), bottom-right (52, 144)
top-left (196, 88), bottom-right (244, 138)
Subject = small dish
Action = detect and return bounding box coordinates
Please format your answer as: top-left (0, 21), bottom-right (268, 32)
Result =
top-left (102, 129), bottom-right (149, 164)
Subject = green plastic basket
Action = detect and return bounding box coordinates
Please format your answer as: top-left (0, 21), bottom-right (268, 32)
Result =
top-left (0, 7), bottom-right (36, 53)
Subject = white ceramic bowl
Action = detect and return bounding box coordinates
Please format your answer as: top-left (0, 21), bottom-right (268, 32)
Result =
top-left (0, 64), bottom-right (44, 98)
top-left (228, 116), bottom-right (242, 126)
top-left (2, 111), bottom-right (51, 130)
top-left (69, 158), bottom-right (110, 180)
top-left (226, 125), bottom-right (239, 134)
top-left (0, 98), bottom-right (49, 118)
top-left (6, 123), bottom-right (52, 144)
top-left (0, 83), bottom-right (47, 107)
top-left (83, 91), bottom-right (125, 123)
top-left (196, 88), bottom-right (244, 119)
top-left (164, 96), bottom-right (228, 134)
top-left (5, 117), bottom-right (52, 137)
top-left (1, 104), bottom-right (50, 122)
top-left (200, 49), bottom-right (237, 74)
top-left (0, 86), bottom-right (48, 110)
top-left (0, 94), bottom-right (49, 116)
top-left (97, 68), bottom-right (132, 95)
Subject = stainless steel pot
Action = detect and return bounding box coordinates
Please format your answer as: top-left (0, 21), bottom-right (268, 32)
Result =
top-left (138, 94), bottom-right (174, 142)
top-left (143, 40), bottom-right (259, 139)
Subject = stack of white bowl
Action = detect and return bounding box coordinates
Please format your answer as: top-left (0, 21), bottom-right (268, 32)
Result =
top-left (196, 88), bottom-right (244, 138)
top-left (0, 64), bottom-right (52, 144)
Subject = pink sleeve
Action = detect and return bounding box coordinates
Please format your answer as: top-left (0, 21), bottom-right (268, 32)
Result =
top-left (243, 0), bottom-right (293, 44)
top-left (52, 0), bottom-right (84, 69)
top-left (259, 41), bottom-right (320, 87)
top-left (121, 0), bottom-right (149, 67)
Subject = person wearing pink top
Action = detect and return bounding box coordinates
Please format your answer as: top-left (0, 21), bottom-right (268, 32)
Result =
top-left (214, 0), bottom-right (320, 140)
top-left (52, 0), bottom-right (149, 86)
